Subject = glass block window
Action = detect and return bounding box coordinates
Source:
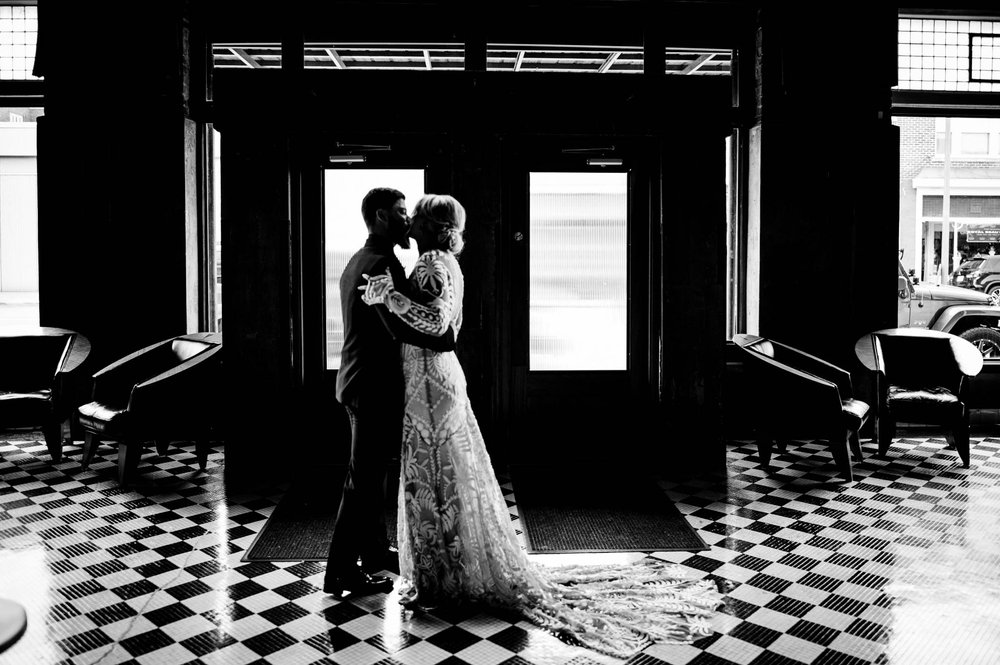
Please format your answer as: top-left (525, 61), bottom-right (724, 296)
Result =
top-left (898, 17), bottom-right (1000, 92)
top-left (971, 34), bottom-right (1000, 83)
top-left (0, 4), bottom-right (39, 80)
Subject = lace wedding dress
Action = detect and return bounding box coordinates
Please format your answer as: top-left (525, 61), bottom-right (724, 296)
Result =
top-left (373, 249), bottom-right (723, 659)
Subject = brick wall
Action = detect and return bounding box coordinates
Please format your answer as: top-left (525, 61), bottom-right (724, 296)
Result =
top-left (895, 116), bottom-right (935, 181)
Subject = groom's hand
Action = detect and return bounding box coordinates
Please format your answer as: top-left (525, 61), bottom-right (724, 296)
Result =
top-left (359, 269), bottom-right (394, 305)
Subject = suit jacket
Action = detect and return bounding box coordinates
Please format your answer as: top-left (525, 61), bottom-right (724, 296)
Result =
top-left (336, 234), bottom-right (456, 405)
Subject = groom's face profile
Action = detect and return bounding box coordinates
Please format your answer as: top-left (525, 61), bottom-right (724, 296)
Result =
top-left (383, 197), bottom-right (411, 249)
top-left (373, 197), bottom-right (411, 249)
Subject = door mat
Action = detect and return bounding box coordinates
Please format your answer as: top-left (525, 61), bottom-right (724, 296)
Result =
top-left (242, 466), bottom-right (397, 562)
top-left (509, 464), bottom-right (708, 554)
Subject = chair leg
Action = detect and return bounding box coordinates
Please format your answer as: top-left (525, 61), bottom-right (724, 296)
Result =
top-left (849, 429), bottom-right (863, 461)
top-left (755, 438), bottom-right (774, 469)
top-left (43, 419), bottom-right (62, 462)
top-left (117, 440), bottom-right (142, 486)
top-left (830, 431), bottom-right (854, 482)
top-left (953, 412), bottom-right (971, 468)
top-left (155, 439), bottom-right (170, 456)
top-left (876, 415), bottom-right (895, 457)
top-left (81, 432), bottom-right (100, 469)
top-left (195, 439), bottom-right (210, 470)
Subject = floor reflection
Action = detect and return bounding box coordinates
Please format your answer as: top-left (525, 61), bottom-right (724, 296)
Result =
top-left (2, 432), bottom-right (1000, 663)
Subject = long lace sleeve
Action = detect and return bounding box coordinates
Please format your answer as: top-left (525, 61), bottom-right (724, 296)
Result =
top-left (383, 250), bottom-right (455, 336)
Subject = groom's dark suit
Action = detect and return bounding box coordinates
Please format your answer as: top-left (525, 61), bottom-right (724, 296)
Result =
top-left (324, 234), bottom-right (455, 589)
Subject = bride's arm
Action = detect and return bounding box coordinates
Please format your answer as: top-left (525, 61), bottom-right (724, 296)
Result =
top-left (362, 252), bottom-right (455, 337)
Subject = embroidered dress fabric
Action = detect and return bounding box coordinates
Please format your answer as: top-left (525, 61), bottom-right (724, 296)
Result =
top-left (378, 249), bottom-right (723, 659)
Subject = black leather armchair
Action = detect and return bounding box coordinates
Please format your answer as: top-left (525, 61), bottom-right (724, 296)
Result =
top-left (78, 333), bottom-right (222, 486)
top-left (855, 328), bottom-right (983, 467)
top-left (730, 334), bottom-right (870, 482)
top-left (0, 327), bottom-right (91, 462)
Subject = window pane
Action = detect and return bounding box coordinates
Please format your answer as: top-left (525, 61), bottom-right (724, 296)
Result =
top-left (325, 169), bottom-right (423, 369)
top-left (529, 171), bottom-right (627, 370)
top-left (896, 116), bottom-right (1000, 288)
top-left (961, 132), bottom-right (989, 154)
top-left (0, 107), bottom-right (40, 326)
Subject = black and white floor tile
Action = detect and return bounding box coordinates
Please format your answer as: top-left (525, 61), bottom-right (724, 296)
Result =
top-left (2, 428), bottom-right (1000, 664)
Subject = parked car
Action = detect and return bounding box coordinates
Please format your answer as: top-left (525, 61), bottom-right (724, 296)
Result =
top-left (948, 254), bottom-right (988, 286)
top-left (968, 254), bottom-right (1000, 296)
top-left (899, 256), bottom-right (1000, 357)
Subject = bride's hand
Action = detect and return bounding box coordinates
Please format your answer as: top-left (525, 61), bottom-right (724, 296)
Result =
top-left (359, 268), bottom-right (394, 305)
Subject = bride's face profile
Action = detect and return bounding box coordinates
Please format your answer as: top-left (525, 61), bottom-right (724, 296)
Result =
top-left (407, 214), bottom-right (429, 247)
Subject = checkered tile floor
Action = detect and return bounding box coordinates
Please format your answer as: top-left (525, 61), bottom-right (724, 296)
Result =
top-left (3, 429), bottom-right (1000, 664)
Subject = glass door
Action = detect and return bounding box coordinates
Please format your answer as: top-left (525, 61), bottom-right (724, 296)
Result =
top-left (506, 140), bottom-right (650, 462)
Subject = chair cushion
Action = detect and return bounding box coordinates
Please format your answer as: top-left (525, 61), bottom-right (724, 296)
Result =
top-left (77, 401), bottom-right (129, 435)
top-left (887, 384), bottom-right (962, 421)
top-left (841, 398), bottom-right (870, 431)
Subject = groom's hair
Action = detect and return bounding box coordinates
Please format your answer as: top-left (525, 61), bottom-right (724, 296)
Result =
top-left (361, 187), bottom-right (405, 226)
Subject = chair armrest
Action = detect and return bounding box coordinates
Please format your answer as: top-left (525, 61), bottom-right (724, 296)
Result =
top-left (949, 336), bottom-right (985, 377)
top-left (91, 339), bottom-right (177, 403)
top-left (127, 345), bottom-right (222, 417)
top-left (770, 340), bottom-right (855, 399)
top-left (739, 350), bottom-right (845, 425)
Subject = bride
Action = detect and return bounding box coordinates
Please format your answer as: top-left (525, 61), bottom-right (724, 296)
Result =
top-left (358, 193), bottom-right (723, 659)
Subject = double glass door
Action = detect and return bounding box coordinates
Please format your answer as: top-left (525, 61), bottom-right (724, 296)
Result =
top-left (319, 137), bottom-right (652, 462)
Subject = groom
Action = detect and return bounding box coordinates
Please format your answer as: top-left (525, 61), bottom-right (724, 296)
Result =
top-left (323, 187), bottom-right (456, 599)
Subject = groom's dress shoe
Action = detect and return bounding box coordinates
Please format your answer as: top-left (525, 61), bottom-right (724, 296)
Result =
top-left (323, 570), bottom-right (393, 599)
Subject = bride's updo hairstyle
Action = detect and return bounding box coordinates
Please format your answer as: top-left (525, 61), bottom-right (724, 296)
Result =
top-left (412, 194), bottom-right (466, 255)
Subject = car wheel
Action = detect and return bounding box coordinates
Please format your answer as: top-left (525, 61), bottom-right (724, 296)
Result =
top-left (960, 327), bottom-right (1000, 359)
top-left (988, 284), bottom-right (1000, 297)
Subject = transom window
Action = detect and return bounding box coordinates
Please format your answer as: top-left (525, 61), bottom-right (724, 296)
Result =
top-left (212, 43), bottom-right (731, 76)
top-left (897, 17), bottom-right (1000, 92)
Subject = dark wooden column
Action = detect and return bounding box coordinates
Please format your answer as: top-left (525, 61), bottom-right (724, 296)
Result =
top-left (218, 123), bottom-right (297, 489)
top-left (36, 1), bottom-right (198, 370)
top-left (753, 4), bottom-right (899, 369)
top-left (659, 117), bottom-right (731, 475)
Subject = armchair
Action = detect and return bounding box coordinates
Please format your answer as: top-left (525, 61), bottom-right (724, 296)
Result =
top-left (730, 334), bottom-right (870, 482)
top-left (0, 327), bottom-right (91, 462)
top-left (77, 333), bottom-right (222, 486)
top-left (854, 328), bottom-right (982, 467)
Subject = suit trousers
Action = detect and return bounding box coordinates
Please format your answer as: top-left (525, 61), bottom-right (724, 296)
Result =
top-left (324, 396), bottom-right (399, 580)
